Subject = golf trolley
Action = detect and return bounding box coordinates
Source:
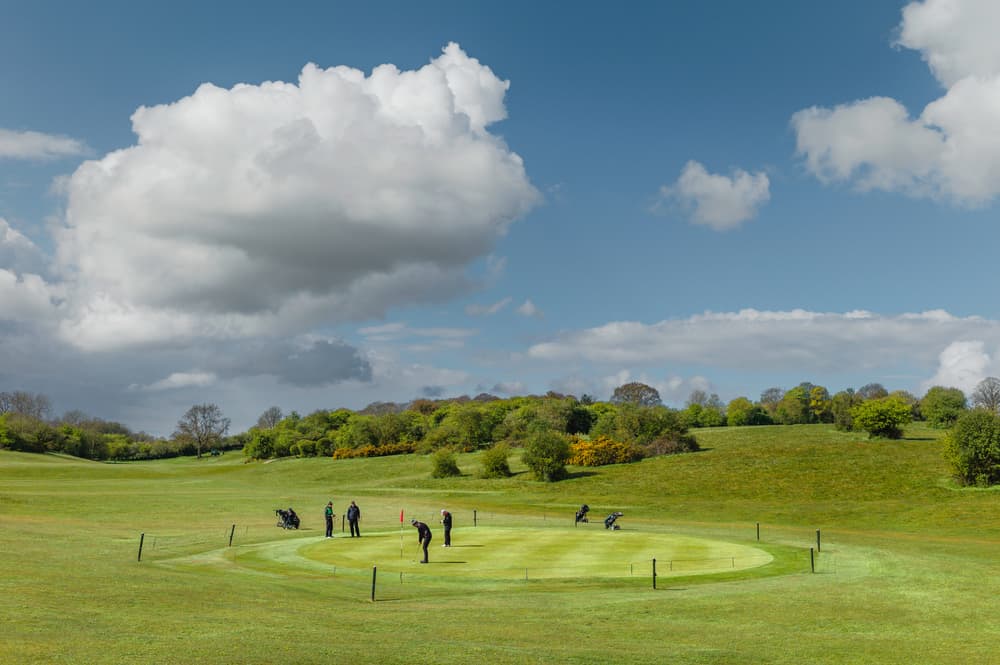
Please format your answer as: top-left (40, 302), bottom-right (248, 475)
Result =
top-left (604, 512), bottom-right (623, 530)
top-left (276, 508), bottom-right (300, 529)
top-left (575, 504), bottom-right (590, 524)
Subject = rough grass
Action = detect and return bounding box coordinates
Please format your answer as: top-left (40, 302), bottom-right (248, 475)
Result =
top-left (2, 423), bottom-right (999, 663)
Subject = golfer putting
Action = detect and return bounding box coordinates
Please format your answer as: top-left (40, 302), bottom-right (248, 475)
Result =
top-left (411, 519), bottom-right (432, 563)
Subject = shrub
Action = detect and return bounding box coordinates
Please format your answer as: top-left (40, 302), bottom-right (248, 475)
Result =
top-left (430, 447), bottom-right (461, 478)
top-left (478, 442), bottom-right (512, 478)
top-left (943, 410), bottom-right (1000, 486)
top-left (568, 436), bottom-right (643, 466)
top-left (644, 432), bottom-right (699, 456)
top-left (521, 428), bottom-right (570, 481)
top-left (850, 397), bottom-right (912, 439)
top-left (331, 441), bottom-right (416, 459)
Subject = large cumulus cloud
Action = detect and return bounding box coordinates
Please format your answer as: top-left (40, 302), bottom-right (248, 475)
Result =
top-left (53, 42), bottom-right (539, 350)
top-left (792, 0), bottom-right (1000, 205)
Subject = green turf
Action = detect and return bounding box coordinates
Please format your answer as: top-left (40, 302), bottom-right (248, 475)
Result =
top-left (2, 423), bottom-right (999, 664)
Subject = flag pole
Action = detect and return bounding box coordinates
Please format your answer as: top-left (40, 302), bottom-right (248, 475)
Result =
top-left (399, 508), bottom-right (404, 558)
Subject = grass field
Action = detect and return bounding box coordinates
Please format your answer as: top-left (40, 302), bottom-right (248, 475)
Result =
top-left (2, 423), bottom-right (999, 664)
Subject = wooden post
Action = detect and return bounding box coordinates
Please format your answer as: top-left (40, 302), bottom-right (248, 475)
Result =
top-left (229, 524), bottom-right (236, 547)
top-left (342, 514), bottom-right (345, 533)
top-left (652, 558), bottom-right (657, 589)
top-left (756, 522), bottom-right (760, 541)
top-left (816, 529), bottom-right (821, 552)
top-left (810, 547), bottom-right (815, 573)
top-left (473, 510), bottom-right (477, 527)
top-left (371, 566), bottom-right (377, 602)
top-left (137, 533), bottom-right (145, 562)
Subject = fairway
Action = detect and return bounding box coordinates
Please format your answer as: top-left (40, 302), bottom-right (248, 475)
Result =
top-left (4, 425), bottom-right (1000, 664)
top-left (163, 525), bottom-right (773, 581)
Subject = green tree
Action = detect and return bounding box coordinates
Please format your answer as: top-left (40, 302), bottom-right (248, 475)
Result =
top-left (809, 386), bottom-right (832, 423)
top-left (943, 409), bottom-right (1000, 486)
top-left (830, 389), bottom-right (862, 430)
top-left (776, 387), bottom-right (811, 424)
top-left (521, 428), bottom-right (570, 481)
top-left (726, 397), bottom-right (770, 426)
top-left (478, 442), bottom-right (512, 478)
top-left (920, 386), bottom-right (967, 428)
top-left (610, 382), bottom-right (661, 407)
top-left (430, 447), bottom-right (461, 478)
top-left (850, 397), bottom-right (912, 439)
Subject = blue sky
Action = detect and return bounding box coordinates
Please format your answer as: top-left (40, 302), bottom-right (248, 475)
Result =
top-left (3, 0), bottom-right (1000, 435)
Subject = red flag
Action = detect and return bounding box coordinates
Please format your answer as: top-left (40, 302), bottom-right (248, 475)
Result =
top-left (400, 509), bottom-right (404, 523)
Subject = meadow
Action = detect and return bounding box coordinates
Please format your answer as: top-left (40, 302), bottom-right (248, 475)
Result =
top-left (2, 423), bottom-right (999, 664)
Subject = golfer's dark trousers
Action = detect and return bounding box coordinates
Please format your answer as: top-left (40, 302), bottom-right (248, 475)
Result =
top-left (421, 536), bottom-right (431, 562)
top-left (444, 528), bottom-right (451, 546)
top-left (349, 519), bottom-right (360, 537)
top-left (325, 517), bottom-right (333, 537)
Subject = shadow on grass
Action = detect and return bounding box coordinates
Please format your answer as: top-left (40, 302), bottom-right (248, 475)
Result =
top-left (564, 470), bottom-right (598, 479)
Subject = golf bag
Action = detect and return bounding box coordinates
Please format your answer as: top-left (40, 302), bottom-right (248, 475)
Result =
top-left (604, 511), bottom-right (623, 530)
top-left (276, 508), bottom-right (300, 529)
top-left (575, 504), bottom-right (590, 524)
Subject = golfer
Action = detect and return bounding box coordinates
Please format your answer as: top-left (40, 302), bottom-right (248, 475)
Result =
top-left (324, 502), bottom-right (334, 538)
top-left (440, 509), bottom-right (452, 547)
top-left (411, 519), bottom-right (432, 563)
top-left (347, 500), bottom-right (361, 537)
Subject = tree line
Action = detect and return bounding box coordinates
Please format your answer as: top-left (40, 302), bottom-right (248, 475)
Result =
top-left (3, 379), bottom-right (1000, 485)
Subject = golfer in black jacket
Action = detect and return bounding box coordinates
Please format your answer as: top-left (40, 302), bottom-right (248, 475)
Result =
top-left (411, 519), bottom-right (432, 563)
top-left (440, 509), bottom-right (452, 547)
top-left (346, 501), bottom-right (361, 537)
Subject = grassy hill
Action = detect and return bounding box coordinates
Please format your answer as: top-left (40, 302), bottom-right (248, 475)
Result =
top-left (2, 423), bottom-right (998, 664)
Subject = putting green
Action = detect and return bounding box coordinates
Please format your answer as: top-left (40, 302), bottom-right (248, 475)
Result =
top-left (176, 526), bottom-right (773, 581)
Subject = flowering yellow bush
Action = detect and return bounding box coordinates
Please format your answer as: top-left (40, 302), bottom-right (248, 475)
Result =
top-left (568, 436), bottom-right (643, 466)
top-left (332, 441), bottom-right (416, 459)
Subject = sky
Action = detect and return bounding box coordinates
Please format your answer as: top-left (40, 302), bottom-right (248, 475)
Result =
top-left (3, 0), bottom-right (1000, 436)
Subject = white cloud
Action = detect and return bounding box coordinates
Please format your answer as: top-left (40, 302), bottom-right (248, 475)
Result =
top-left (0, 269), bottom-right (61, 322)
top-left (131, 371), bottom-right (217, 392)
top-left (517, 299), bottom-right (542, 318)
top-left (897, 0), bottom-right (1000, 87)
top-left (794, 0), bottom-right (1000, 205)
top-left (466, 297), bottom-right (512, 316)
top-left (0, 128), bottom-right (88, 160)
top-left (0, 218), bottom-right (47, 275)
top-left (53, 43), bottom-right (538, 350)
top-left (527, 309), bottom-right (1000, 387)
top-left (657, 160), bottom-right (770, 230)
top-left (920, 340), bottom-right (998, 394)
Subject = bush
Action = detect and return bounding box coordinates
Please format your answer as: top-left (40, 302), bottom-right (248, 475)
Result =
top-left (521, 428), bottom-right (570, 481)
top-left (430, 447), bottom-right (461, 478)
top-left (944, 410), bottom-right (1000, 486)
top-left (331, 441), bottom-right (416, 459)
top-left (850, 397), bottom-right (912, 439)
top-left (644, 433), bottom-right (699, 456)
top-left (568, 436), bottom-right (643, 466)
top-left (478, 443), bottom-right (512, 478)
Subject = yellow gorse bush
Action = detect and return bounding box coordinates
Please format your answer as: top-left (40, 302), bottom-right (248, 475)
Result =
top-left (568, 435), bottom-right (644, 466)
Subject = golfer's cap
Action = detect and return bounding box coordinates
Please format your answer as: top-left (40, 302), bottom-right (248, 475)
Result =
top-left (327, 501), bottom-right (332, 505)
top-left (410, 519), bottom-right (418, 525)
top-left (440, 509), bottom-right (446, 514)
